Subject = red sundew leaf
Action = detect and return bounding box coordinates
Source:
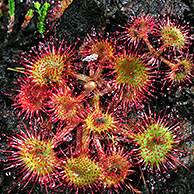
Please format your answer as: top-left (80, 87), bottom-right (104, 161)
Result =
top-left (1, 122), bottom-right (66, 193)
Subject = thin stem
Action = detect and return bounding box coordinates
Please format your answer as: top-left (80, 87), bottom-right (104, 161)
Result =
top-left (93, 91), bottom-right (100, 109)
top-left (93, 132), bottom-right (105, 156)
top-left (80, 127), bottom-right (91, 153)
top-left (76, 126), bottom-right (84, 153)
top-left (143, 37), bottom-right (175, 68)
top-left (143, 37), bottom-right (157, 55)
top-left (72, 71), bottom-right (90, 82)
top-left (139, 164), bottom-right (150, 194)
top-left (99, 84), bottom-right (114, 96)
top-left (159, 56), bottom-right (175, 68)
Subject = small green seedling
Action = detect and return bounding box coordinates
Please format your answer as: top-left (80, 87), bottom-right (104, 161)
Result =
top-left (34, 1), bottom-right (50, 34)
top-left (26, 9), bottom-right (34, 18)
top-left (8, 0), bottom-right (15, 20)
top-left (21, 9), bottom-right (34, 30)
top-left (7, 0), bottom-right (15, 32)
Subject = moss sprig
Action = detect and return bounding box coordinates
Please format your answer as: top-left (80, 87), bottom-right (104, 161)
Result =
top-left (34, 1), bottom-right (50, 34)
top-left (8, 0), bottom-right (15, 20)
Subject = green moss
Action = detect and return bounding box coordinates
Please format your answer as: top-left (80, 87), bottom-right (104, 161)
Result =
top-left (34, 1), bottom-right (50, 34)
top-left (8, 0), bottom-right (15, 19)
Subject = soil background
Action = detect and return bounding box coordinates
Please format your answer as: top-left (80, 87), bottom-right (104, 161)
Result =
top-left (0, 0), bottom-right (194, 193)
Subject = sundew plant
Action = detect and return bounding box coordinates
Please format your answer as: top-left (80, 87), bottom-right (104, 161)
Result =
top-left (1, 1), bottom-right (194, 194)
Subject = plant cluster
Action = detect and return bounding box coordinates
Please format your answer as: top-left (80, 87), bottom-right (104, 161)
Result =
top-left (1, 3), bottom-right (194, 194)
top-left (34, 1), bottom-right (50, 34)
top-left (1, 0), bottom-right (72, 34)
